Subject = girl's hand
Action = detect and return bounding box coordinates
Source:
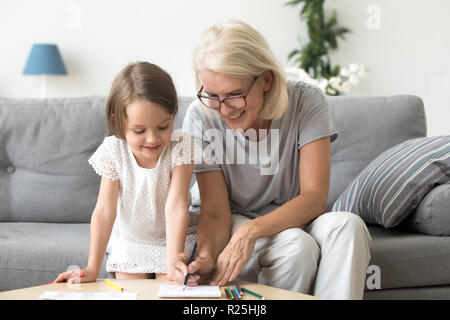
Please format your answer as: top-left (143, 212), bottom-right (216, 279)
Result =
top-left (172, 253), bottom-right (214, 286)
top-left (54, 267), bottom-right (97, 284)
top-left (166, 258), bottom-right (178, 282)
top-left (209, 222), bottom-right (257, 287)
top-left (171, 252), bottom-right (200, 285)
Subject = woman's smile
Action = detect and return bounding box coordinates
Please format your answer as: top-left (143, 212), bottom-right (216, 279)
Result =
top-left (226, 110), bottom-right (246, 122)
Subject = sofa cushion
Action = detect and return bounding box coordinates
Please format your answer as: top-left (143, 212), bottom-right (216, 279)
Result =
top-left (0, 96), bottom-right (194, 223)
top-left (0, 222), bottom-right (110, 291)
top-left (402, 183), bottom-right (450, 236)
top-left (0, 96), bottom-right (107, 223)
top-left (326, 95), bottom-right (426, 211)
top-left (366, 225), bottom-right (450, 290)
top-left (332, 136), bottom-right (450, 228)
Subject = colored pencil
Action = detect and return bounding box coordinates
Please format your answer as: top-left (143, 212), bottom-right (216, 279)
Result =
top-left (225, 287), bottom-right (236, 300)
top-left (183, 242), bottom-right (198, 290)
top-left (241, 287), bottom-right (266, 300)
top-left (232, 285), bottom-right (242, 299)
top-left (104, 279), bottom-right (123, 291)
top-left (230, 287), bottom-right (239, 300)
top-left (236, 284), bottom-right (243, 295)
top-left (224, 287), bottom-right (233, 299)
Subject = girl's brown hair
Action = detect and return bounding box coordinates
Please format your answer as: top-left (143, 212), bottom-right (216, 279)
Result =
top-left (105, 61), bottom-right (178, 139)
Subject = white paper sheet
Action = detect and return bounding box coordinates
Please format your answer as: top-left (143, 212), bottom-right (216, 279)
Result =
top-left (157, 284), bottom-right (221, 298)
top-left (39, 291), bottom-right (138, 300)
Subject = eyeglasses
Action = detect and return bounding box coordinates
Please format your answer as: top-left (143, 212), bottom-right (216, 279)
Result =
top-left (197, 76), bottom-right (258, 111)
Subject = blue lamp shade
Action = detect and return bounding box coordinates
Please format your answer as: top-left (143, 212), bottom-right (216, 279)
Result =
top-left (23, 44), bottom-right (67, 75)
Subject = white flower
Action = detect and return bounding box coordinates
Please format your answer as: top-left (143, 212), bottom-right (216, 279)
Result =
top-left (349, 63), bottom-right (359, 73)
top-left (285, 63), bottom-right (368, 95)
top-left (358, 66), bottom-right (368, 78)
top-left (340, 68), bottom-right (350, 77)
top-left (329, 76), bottom-right (342, 89)
top-left (284, 67), bottom-right (319, 86)
top-left (327, 87), bottom-right (338, 95)
top-left (349, 75), bottom-right (360, 86)
top-left (341, 81), bottom-right (352, 94)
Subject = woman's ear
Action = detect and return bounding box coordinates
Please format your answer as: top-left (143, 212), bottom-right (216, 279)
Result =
top-left (262, 70), bottom-right (273, 92)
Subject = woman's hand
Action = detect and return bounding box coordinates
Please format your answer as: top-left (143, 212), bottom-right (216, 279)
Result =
top-left (209, 221), bottom-right (257, 286)
top-left (54, 267), bottom-right (98, 284)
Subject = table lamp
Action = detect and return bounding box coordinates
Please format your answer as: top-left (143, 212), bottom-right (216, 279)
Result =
top-left (23, 43), bottom-right (67, 98)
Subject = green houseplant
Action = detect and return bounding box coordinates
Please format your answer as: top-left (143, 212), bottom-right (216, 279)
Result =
top-left (285, 0), bottom-right (367, 95)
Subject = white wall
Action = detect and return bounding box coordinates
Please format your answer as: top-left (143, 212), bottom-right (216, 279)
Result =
top-left (326, 0), bottom-right (450, 136)
top-left (1, 0), bottom-right (448, 136)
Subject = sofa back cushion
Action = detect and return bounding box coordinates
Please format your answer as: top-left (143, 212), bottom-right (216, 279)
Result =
top-left (327, 95), bottom-right (426, 211)
top-left (0, 96), bottom-right (107, 222)
top-left (0, 94), bottom-right (426, 221)
top-left (0, 96), bottom-right (194, 223)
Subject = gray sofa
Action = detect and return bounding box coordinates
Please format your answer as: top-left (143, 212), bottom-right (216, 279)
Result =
top-left (1, 94), bottom-right (449, 299)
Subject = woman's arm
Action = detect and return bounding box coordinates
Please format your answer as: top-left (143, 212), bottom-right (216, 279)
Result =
top-left (55, 176), bottom-right (119, 282)
top-left (250, 136), bottom-right (331, 238)
top-left (165, 163), bottom-right (193, 279)
top-left (211, 137), bottom-right (331, 285)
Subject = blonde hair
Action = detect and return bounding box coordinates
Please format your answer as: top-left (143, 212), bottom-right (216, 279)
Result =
top-left (193, 20), bottom-right (288, 120)
top-left (105, 61), bottom-right (178, 139)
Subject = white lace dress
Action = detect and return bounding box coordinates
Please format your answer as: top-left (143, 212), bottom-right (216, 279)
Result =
top-left (88, 129), bottom-right (197, 274)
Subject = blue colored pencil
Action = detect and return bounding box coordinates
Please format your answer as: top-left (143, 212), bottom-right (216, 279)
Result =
top-left (232, 285), bottom-right (242, 299)
top-left (183, 242), bottom-right (198, 290)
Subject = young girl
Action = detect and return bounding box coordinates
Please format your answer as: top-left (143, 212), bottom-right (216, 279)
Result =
top-left (55, 61), bottom-right (196, 282)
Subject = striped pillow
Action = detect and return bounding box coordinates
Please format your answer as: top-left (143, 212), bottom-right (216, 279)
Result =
top-left (332, 136), bottom-right (450, 228)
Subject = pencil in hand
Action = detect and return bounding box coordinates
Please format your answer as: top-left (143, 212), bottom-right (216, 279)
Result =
top-left (183, 242), bottom-right (198, 290)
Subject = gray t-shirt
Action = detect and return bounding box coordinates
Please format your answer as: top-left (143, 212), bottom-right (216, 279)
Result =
top-left (182, 81), bottom-right (338, 218)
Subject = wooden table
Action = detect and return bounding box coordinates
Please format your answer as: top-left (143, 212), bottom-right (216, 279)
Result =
top-left (0, 279), bottom-right (319, 300)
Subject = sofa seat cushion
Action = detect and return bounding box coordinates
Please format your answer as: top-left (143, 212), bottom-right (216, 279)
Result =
top-left (0, 222), bottom-right (109, 291)
top-left (367, 226), bottom-right (450, 291)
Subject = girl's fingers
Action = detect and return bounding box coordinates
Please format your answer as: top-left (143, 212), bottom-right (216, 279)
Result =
top-left (187, 259), bottom-right (202, 274)
top-left (175, 270), bottom-right (200, 286)
top-left (67, 273), bottom-right (84, 284)
top-left (55, 272), bottom-right (69, 283)
top-left (55, 270), bottom-right (84, 283)
top-left (174, 259), bottom-right (189, 276)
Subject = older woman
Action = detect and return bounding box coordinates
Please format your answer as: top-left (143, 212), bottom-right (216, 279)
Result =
top-left (174, 20), bottom-right (372, 299)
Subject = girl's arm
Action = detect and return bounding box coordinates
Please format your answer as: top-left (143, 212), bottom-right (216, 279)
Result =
top-left (173, 170), bottom-right (232, 286)
top-left (165, 163), bottom-right (194, 280)
top-left (55, 176), bottom-right (119, 282)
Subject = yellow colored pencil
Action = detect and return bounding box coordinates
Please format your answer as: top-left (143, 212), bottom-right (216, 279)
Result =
top-left (104, 279), bottom-right (124, 291)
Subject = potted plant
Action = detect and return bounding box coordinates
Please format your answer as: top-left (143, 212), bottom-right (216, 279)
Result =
top-left (285, 0), bottom-right (368, 95)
